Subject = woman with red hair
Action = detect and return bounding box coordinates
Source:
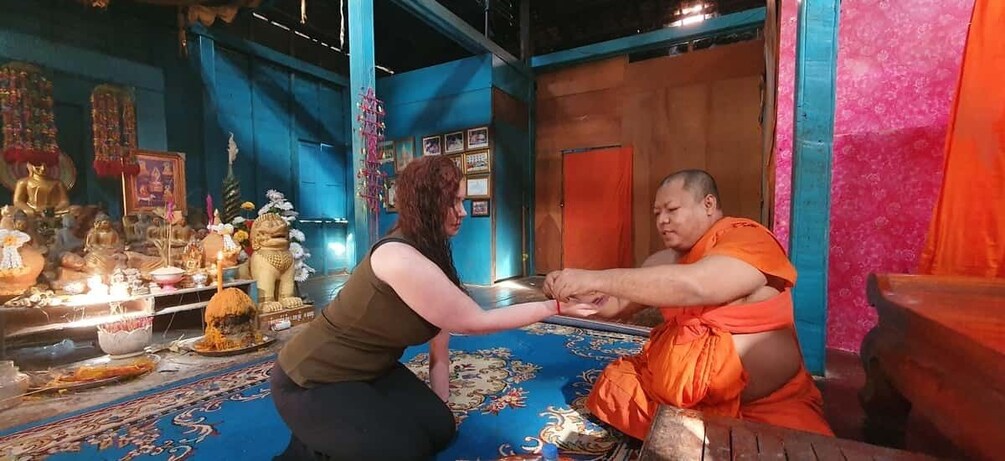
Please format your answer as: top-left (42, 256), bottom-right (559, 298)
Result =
top-left (270, 155), bottom-right (599, 460)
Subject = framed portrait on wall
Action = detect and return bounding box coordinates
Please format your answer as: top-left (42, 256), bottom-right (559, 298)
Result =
top-left (395, 137), bottom-right (415, 172)
top-left (122, 150), bottom-right (187, 216)
top-left (471, 199), bottom-right (489, 217)
top-left (379, 140), bottom-right (395, 164)
top-left (384, 177), bottom-right (397, 212)
top-left (467, 126), bottom-right (489, 149)
top-left (464, 150), bottom-right (490, 174)
top-left (466, 175), bottom-right (490, 199)
top-left (444, 131), bottom-right (465, 154)
top-left (448, 154), bottom-right (463, 171)
top-left (421, 135), bottom-right (442, 156)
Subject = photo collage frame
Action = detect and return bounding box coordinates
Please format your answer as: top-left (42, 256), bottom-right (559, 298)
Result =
top-left (385, 126), bottom-right (491, 216)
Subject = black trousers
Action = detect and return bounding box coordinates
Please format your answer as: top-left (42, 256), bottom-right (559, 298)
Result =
top-left (270, 362), bottom-right (457, 461)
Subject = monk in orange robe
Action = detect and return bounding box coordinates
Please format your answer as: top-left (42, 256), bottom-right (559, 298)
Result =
top-left (545, 169), bottom-right (833, 440)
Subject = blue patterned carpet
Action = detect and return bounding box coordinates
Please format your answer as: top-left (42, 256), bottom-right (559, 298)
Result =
top-left (0, 323), bottom-right (646, 461)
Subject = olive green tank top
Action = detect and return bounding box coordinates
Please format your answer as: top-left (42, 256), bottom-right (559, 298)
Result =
top-left (277, 235), bottom-right (440, 387)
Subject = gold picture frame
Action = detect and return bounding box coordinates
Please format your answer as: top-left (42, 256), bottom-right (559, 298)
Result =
top-left (465, 175), bottom-right (490, 199)
top-left (122, 150), bottom-right (187, 216)
top-left (464, 149), bottom-right (490, 174)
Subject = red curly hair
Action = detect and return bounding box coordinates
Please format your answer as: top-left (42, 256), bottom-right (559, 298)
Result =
top-left (388, 155), bottom-right (464, 289)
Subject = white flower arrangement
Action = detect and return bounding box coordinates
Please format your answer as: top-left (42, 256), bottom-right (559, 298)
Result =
top-left (257, 189), bottom-right (315, 283)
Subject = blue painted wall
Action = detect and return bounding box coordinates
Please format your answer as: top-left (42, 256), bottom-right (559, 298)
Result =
top-left (376, 54), bottom-right (536, 285)
top-left (190, 30), bottom-right (351, 273)
top-left (377, 55), bottom-right (495, 285)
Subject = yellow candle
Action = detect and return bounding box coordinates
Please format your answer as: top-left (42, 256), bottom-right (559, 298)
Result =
top-left (216, 251), bottom-right (224, 293)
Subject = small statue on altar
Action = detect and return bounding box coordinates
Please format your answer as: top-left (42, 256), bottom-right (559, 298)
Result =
top-left (146, 215), bottom-right (165, 242)
top-left (0, 206), bottom-right (14, 230)
top-left (54, 214), bottom-right (83, 254)
top-left (171, 212), bottom-right (193, 244)
top-left (202, 210), bottom-right (240, 268)
top-left (12, 163), bottom-right (71, 217)
top-left (249, 211), bottom-right (303, 312)
top-left (134, 213), bottom-right (153, 241)
top-left (83, 214), bottom-right (126, 274)
top-left (181, 237), bottom-right (204, 273)
top-left (53, 252), bottom-right (89, 290)
top-left (7, 208), bottom-right (42, 249)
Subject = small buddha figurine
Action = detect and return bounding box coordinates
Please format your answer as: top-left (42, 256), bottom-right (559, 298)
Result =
top-left (181, 237), bottom-right (204, 273)
top-left (83, 214), bottom-right (125, 274)
top-left (146, 216), bottom-right (165, 242)
top-left (132, 213), bottom-right (153, 243)
top-left (0, 206), bottom-right (14, 230)
top-left (54, 214), bottom-right (83, 254)
top-left (12, 163), bottom-right (71, 217)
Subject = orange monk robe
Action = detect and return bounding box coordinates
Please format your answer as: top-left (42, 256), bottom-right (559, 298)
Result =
top-left (586, 217), bottom-right (833, 440)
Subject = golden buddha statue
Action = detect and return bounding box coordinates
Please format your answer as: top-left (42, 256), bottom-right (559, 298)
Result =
top-left (12, 163), bottom-right (71, 217)
top-left (83, 214), bottom-right (125, 274)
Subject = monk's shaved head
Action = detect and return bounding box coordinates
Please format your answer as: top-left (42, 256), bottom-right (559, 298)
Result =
top-left (659, 169), bottom-right (720, 209)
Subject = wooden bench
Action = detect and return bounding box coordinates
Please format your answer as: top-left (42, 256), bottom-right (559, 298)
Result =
top-left (639, 405), bottom-right (934, 460)
top-left (862, 273), bottom-right (1005, 461)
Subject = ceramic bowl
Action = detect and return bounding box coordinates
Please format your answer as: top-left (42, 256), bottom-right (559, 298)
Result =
top-left (150, 267), bottom-right (185, 285)
top-left (97, 324), bottom-right (153, 357)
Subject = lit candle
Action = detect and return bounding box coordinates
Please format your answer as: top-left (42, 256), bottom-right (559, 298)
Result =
top-left (88, 275), bottom-right (109, 298)
top-left (216, 251), bottom-right (224, 293)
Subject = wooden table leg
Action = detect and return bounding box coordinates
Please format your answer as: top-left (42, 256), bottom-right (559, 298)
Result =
top-left (860, 327), bottom-right (912, 448)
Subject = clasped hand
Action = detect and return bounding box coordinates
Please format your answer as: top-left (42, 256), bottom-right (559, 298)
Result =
top-left (543, 269), bottom-right (607, 318)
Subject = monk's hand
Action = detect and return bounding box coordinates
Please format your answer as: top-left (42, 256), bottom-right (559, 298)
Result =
top-left (542, 270), bottom-right (561, 299)
top-left (550, 268), bottom-right (601, 301)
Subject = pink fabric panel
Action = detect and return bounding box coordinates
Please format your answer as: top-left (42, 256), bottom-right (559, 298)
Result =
top-left (772, 0), bottom-right (973, 351)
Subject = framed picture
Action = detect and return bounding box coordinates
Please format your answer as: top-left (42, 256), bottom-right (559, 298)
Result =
top-left (123, 150), bottom-right (187, 216)
top-left (464, 150), bottom-right (490, 174)
top-left (467, 126), bottom-right (489, 149)
top-left (448, 154), bottom-right (463, 171)
top-left (471, 199), bottom-right (489, 217)
top-left (421, 135), bottom-right (442, 156)
top-left (466, 175), bottom-right (490, 199)
top-left (379, 140), bottom-right (395, 165)
top-left (395, 137), bottom-right (415, 172)
top-left (384, 178), bottom-right (397, 212)
top-left (444, 131), bottom-right (465, 154)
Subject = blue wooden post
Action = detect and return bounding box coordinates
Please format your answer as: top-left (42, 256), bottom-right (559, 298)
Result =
top-left (790, 0), bottom-right (841, 375)
top-left (348, 0), bottom-right (377, 266)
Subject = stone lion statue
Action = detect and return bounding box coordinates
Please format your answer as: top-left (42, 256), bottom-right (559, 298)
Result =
top-left (249, 212), bottom-right (303, 312)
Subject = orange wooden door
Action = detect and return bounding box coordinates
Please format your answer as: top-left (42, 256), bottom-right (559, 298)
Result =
top-left (561, 146), bottom-right (633, 269)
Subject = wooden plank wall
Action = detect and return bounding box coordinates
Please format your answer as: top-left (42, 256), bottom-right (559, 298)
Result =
top-left (535, 39), bottom-right (766, 272)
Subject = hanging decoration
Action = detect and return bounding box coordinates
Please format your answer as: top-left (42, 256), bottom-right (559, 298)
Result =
top-left (301, 0), bottom-right (308, 23)
top-left (356, 87), bottom-right (386, 246)
top-left (90, 84), bottom-right (140, 177)
top-left (0, 62), bottom-right (62, 167)
top-left (356, 87), bottom-right (386, 213)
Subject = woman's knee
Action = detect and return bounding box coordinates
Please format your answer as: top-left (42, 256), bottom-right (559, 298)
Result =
top-left (428, 404), bottom-right (458, 450)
